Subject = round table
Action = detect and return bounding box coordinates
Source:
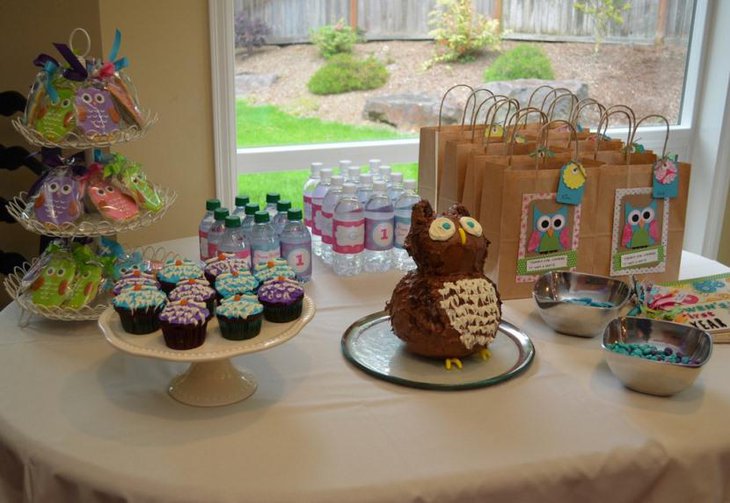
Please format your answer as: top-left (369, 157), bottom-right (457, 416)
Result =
top-left (0, 238), bottom-right (728, 503)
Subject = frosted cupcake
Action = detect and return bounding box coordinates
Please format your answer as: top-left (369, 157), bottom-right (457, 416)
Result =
top-left (216, 295), bottom-right (264, 340)
top-left (215, 270), bottom-right (258, 299)
top-left (253, 258), bottom-right (296, 284)
top-left (158, 299), bottom-right (210, 350)
top-left (157, 258), bottom-right (203, 294)
top-left (112, 270), bottom-right (160, 296)
top-left (169, 278), bottom-right (216, 317)
top-left (204, 254), bottom-right (251, 285)
top-left (112, 284), bottom-right (167, 334)
top-left (257, 278), bottom-right (304, 323)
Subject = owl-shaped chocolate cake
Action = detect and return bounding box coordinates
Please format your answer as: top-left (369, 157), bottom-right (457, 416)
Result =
top-left (387, 200), bottom-right (502, 364)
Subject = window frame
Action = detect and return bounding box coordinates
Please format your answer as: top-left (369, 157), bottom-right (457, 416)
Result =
top-left (209, 0), bottom-right (729, 258)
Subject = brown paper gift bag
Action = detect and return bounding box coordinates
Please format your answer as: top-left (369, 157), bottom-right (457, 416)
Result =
top-left (592, 115), bottom-right (690, 284)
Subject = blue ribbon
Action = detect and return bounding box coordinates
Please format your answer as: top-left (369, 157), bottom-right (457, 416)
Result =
top-left (108, 29), bottom-right (128, 71)
top-left (33, 54), bottom-right (61, 103)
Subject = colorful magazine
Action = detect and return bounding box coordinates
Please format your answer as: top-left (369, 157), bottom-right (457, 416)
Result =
top-left (632, 272), bottom-right (730, 342)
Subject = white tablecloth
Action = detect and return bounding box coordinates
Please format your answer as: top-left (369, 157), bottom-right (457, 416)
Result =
top-left (0, 239), bottom-right (728, 503)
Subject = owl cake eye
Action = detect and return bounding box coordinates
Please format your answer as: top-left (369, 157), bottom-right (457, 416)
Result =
top-left (96, 188), bottom-right (105, 196)
top-left (48, 182), bottom-right (59, 193)
top-left (94, 93), bottom-right (105, 104)
top-left (459, 217), bottom-right (482, 237)
top-left (45, 267), bottom-right (55, 275)
top-left (60, 184), bottom-right (72, 195)
top-left (56, 268), bottom-right (65, 276)
top-left (82, 93), bottom-right (92, 103)
top-left (429, 217), bottom-right (456, 241)
top-left (61, 99), bottom-right (71, 107)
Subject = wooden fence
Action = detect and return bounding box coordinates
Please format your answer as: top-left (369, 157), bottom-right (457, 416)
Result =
top-left (234, 0), bottom-right (694, 45)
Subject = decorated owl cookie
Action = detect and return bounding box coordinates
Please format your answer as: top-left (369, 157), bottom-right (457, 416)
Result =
top-left (32, 167), bottom-right (85, 227)
top-left (30, 254), bottom-right (77, 307)
top-left (85, 167), bottom-right (139, 222)
top-left (75, 85), bottom-right (121, 137)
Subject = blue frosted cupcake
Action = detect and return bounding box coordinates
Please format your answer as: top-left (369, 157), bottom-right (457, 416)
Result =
top-left (253, 258), bottom-right (296, 284)
top-left (215, 270), bottom-right (258, 299)
top-left (216, 295), bottom-right (264, 340)
top-left (204, 254), bottom-right (251, 286)
top-left (157, 258), bottom-right (203, 294)
top-left (112, 284), bottom-right (167, 334)
top-left (159, 299), bottom-right (210, 350)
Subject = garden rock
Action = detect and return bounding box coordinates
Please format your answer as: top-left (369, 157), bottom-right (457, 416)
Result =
top-left (476, 79), bottom-right (589, 121)
top-left (235, 72), bottom-right (279, 95)
top-left (363, 93), bottom-right (463, 129)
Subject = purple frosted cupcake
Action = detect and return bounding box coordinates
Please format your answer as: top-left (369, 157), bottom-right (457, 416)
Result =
top-left (217, 295), bottom-right (264, 340)
top-left (157, 259), bottom-right (203, 294)
top-left (112, 284), bottom-right (167, 334)
top-left (159, 299), bottom-right (210, 350)
top-left (169, 278), bottom-right (216, 317)
top-left (112, 270), bottom-right (160, 296)
top-left (257, 278), bottom-right (304, 323)
top-left (204, 254), bottom-right (251, 285)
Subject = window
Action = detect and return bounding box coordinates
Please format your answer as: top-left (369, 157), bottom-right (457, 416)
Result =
top-left (210, 0), bottom-right (730, 258)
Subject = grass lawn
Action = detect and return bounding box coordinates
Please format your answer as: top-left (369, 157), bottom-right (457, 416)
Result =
top-left (236, 99), bottom-right (418, 208)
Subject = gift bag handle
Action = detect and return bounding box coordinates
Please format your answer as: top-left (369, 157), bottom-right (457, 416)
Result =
top-left (540, 87), bottom-right (576, 115)
top-left (545, 91), bottom-right (579, 122)
top-left (630, 114), bottom-right (670, 160)
top-left (438, 84), bottom-right (474, 129)
top-left (570, 97), bottom-right (606, 129)
top-left (477, 97), bottom-right (520, 150)
top-left (534, 120), bottom-right (579, 169)
top-left (468, 93), bottom-right (501, 141)
top-left (526, 84), bottom-right (556, 109)
top-left (463, 88), bottom-right (496, 128)
top-left (504, 107), bottom-right (548, 163)
top-left (594, 104), bottom-right (635, 162)
top-left (469, 95), bottom-right (514, 142)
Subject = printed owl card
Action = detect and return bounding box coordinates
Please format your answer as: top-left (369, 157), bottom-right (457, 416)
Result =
top-left (610, 188), bottom-right (669, 276)
top-left (516, 193), bottom-right (581, 282)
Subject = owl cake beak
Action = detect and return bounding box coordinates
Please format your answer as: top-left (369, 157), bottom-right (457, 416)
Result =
top-left (458, 227), bottom-right (467, 245)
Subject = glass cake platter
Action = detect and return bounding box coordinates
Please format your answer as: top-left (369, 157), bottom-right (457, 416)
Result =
top-left (342, 311), bottom-right (535, 390)
top-left (98, 295), bottom-right (314, 407)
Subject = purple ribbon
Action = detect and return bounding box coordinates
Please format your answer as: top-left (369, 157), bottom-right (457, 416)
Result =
top-left (52, 42), bottom-right (88, 81)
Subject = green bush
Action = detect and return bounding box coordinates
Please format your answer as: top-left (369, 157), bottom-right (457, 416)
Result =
top-left (307, 54), bottom-right (388, 95)
top-left (310, 20), bottom-right (359, 59)
top-left (483, 45), bottom-right (555, 81)
top-left (426, 0), bottom-right (501, 67)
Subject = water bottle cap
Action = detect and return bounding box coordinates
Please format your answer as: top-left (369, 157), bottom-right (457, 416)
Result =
top-left (348, 166), bottom-right (361, 178)
top-left (245, 203), bottom-right (260, 215)
top-left (380, 165), bottom-right (392, 175)
top-left (214, 208), bottom-right (230, 221)
top-left (369, 159), bottom-right (381, 168)
top-left (342, 182), bottom-right (357, 194)
top-left (287, 208), bottom-right (303, 221)
top-left (330, 175), bottom-right (344, 187)
top-left (390, 172), bottom-right (403, 182)
top-left (277, 200), bottom-right (292, 211)
top-left (359, 173), bottom-right (372, 183)
top-left (373, 180), bottom-right (387, 192)
top-left (338, 159), bottom-right (352, 168)
top-left (206, 198), bottom-right (221, 211)
top-left (235, 195), bottom-right (249, 207)
top-left (404, 179), bottom-right (417, 190)
top-left (224, 215), bottom-right (241, 228)
top-left (254, 210), bottom-right (270, 223)
top-left (320, 168), bottom-right (333, 177)
top-left (266, 192), bottom-right (280, 204)
top-left (311, 161), bottom-right (323, 173)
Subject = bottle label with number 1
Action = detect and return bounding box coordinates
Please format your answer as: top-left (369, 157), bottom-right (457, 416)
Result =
top-left (281, 242), bottom-right (312, 277)
top-left (365, 217), bottom-right (393, 251)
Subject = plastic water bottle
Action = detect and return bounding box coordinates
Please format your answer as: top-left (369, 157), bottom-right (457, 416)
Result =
top-left (265, 192), bottom-right (280, 219)
top-left (303, 162), bottom-right (322, 230)
top-left (338, 159), bottom-right (352, 176)
top-left (393, 179), bottom-right (421, 271)
top-left (369, 159), bottom-right (381, 182)
top-left (272, 200), bottom-right (292, 236)
top-left (333, 183), bottom-right (364, 276)
top-left (199, 198), bottom-right (221, 261)
top-left (249, 210), bottom-right (280, 268)
top-left (363, 180), bottom-right (394, 272)
top-left (242, 203), bottom-right (259, 241)
top-left (231, 194), bottom-right (249, 218)
top-left (357, 173), bottom-right (373, 206)
top-left (380, 165), bottom-right (392, 189)
top-left (347, 166), bottom-right (361, 185)
top-left (217, 215), bottom-right (251, 269)
top-left (311, 168), bottom-right (333, 257)
top-left (320, 175), bottom-right (344, 265)
top-left (388, 172), bottom-right (405, 203)
top-left (280, 208), bottom-right (312, 282)
top-left (207, 207), bottom-right (230, 259)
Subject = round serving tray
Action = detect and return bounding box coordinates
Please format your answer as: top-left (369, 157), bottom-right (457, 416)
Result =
top-left (11, 111), bottom-right (157, 149)
top-left (3, 246), bottom-right (178, 324)
top-left (98, 295), bottom-right (315, 406)
top-left (342, 311), bottom-right (535, 390)
top-left (5, 187), bottom-right (177, 238)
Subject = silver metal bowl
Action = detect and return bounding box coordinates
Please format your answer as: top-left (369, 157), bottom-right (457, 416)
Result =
top-left (533, 271), bottom-right (631, 337)
top-left (602, 317), bottom-right (712, 396)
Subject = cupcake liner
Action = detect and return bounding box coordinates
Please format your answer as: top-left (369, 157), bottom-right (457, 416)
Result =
top-left (218, 312), bottom-right (263, 340)
top-left (160, 320), bottom-right (208, 350)
top-left (114, 305), bottom-right (162, 334)
top-left (262, 299), bottom-right (303, 323)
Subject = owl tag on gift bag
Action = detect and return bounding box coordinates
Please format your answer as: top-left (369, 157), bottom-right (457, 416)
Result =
top-left (652, 155), bottom-right (679, 199)
top-left (556, 161), bottom-right (586, 205)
